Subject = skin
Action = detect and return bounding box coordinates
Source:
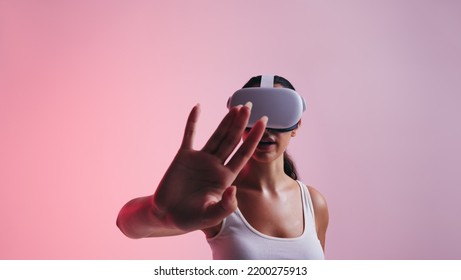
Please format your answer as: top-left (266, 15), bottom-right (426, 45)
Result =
top-left (117, 91), bottom-right (329, 254)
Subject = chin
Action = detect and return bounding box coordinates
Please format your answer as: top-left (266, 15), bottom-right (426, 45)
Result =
top-left (251, 152), bottom-right (282, 163)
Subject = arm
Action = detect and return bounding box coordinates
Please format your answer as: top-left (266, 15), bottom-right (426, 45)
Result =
top-left (116, 195), bottom-right (187, 238)
top-left (307, 186), bottom-right (329, 252)
top-left (116, 103), bottom-right (267, 239)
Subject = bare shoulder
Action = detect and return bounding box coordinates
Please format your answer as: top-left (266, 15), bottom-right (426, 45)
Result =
top-left (306, 185), bottom-right (328, 212)
top-left (306, 185), bottom-right (329, 251)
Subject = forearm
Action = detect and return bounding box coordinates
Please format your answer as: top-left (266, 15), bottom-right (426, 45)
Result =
top-left (116, 195), bottom-right (187, 239)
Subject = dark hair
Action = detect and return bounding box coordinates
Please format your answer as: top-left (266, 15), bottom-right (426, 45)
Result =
top-left (242, 75), bottom-right (296, 91)
top-left (242, 75), bottom-right (299, 180)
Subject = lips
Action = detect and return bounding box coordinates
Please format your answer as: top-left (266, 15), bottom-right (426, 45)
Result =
top-left (258, 137), bottom-right (276, 147)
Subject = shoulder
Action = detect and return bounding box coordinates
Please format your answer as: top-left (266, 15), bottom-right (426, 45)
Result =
top-left (304, 184), bottom-right (329, 251)
top-left (304, 184), bottom-right (329, 231)
top-left (306, 185), bottom-right (328, 212)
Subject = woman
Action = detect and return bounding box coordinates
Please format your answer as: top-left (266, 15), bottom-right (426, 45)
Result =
top-left (116, 75), bottom-right (329, 259)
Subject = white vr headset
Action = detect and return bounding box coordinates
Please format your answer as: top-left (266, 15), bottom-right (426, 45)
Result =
top-left (227, 75), bottom-right (306, 131)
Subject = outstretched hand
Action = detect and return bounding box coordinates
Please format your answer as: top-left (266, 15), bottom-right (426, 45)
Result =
top-left (152, 103), bottom-right (267, 232)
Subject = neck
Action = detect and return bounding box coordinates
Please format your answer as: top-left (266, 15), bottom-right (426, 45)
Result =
top-left (236, 156), bottom-right (293, 192)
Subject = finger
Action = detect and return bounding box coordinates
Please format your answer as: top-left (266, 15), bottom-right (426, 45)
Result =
top-left (201, 105), bottom-right (240, 154)
top-left (180, 104), bottom-right (200, 150)
top-left (202, 186), bottom-right (237, 226)
top-left (213, 103), bottom-right (252, 161)
top-left (226, 116), bottom-right (267, 173)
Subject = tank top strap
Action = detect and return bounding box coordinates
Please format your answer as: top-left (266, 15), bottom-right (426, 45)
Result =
top-left (296, 180), bottom-right (316, 224)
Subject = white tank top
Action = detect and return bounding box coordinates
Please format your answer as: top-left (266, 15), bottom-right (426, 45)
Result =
top-left (206, 181), bottom-right (325, 260)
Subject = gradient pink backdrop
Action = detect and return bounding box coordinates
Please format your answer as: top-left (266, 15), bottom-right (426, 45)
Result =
top-left (1, 0), bottom-right (460, 259)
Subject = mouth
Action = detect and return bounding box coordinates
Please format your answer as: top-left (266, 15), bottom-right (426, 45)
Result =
top-left (257, 138), bottom-right (276, 147)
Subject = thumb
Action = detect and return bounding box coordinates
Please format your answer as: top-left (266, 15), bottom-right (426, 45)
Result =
top-left (220, 186), bottom-right (238, 213)
top-left (203, 186), bottom-right (237, 226)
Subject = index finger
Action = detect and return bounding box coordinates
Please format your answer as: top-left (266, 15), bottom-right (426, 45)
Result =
top-left (201, 105), bottom-right (241, 154)
top-left (226, 116), bottom-right (268, 173)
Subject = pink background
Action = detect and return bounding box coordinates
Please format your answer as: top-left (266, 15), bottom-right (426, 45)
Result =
top-left (1, 1), bottom-right (460, 259)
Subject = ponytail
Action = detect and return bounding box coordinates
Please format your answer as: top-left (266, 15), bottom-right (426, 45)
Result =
top-left (283, 151), bottom-right (298, 180)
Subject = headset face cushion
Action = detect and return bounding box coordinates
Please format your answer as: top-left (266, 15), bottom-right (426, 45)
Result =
top-left (227, 87), bottom-right (306, 130)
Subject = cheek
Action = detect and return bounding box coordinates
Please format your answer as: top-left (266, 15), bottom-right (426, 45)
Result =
top-left (278, 135), bottom-right (292, 149)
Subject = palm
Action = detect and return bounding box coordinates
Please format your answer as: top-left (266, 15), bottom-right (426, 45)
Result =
top-left (153, 104), bottom-right (266, 232)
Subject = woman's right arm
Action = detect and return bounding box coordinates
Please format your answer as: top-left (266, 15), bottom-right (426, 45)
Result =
top-left (116, 103), bottom-right (267, 239)
top-left (116, 195), bottom-right (187, 238)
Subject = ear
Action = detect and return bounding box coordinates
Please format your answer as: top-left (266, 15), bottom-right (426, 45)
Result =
top-left (291, 119), bottom-right (302, 137)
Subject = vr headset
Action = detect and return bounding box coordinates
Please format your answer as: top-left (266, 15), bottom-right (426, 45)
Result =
top-left (227, 75), bottom-right (306, 132)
